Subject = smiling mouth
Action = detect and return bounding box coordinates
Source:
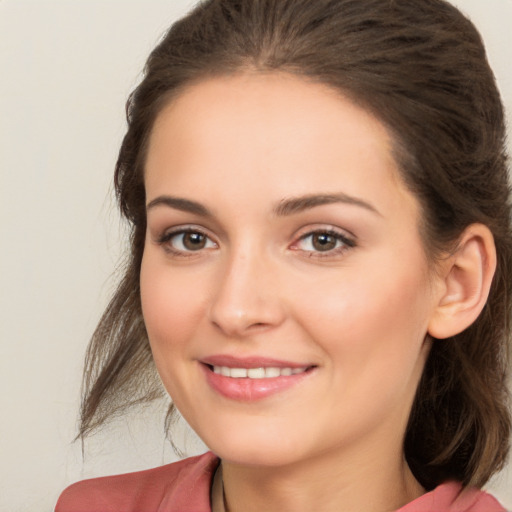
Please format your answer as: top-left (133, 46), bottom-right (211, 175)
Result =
top-left (201, 362), bottom-right (316, 400)
top-left (211, 365), bottom-right (310, 379)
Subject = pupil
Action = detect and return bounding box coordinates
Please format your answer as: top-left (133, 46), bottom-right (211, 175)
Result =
top-left (183, 232), bottom-right (205, 250)
top-left (313, 233), bottom-right (336, 251)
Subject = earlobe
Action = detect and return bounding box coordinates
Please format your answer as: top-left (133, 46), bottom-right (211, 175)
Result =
top-left (427, 224), bottom-right (496, 340)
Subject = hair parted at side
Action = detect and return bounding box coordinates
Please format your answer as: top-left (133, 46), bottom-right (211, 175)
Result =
top-left (79, 0), bottom-right (512, 490)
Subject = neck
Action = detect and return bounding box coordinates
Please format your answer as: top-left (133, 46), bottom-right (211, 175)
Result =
top-left (221, 433), bottom-right (425, 512)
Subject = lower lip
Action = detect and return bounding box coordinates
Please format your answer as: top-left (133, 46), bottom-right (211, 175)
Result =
top-left (201, 364), bottom-right (313, 401)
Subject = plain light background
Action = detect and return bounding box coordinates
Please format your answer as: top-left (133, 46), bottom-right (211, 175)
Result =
top-left (1, 1), bottom-right (511, 511)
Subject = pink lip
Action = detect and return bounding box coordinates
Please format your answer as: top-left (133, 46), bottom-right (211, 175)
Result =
top-left (200, 355), bottom-right (315, 402)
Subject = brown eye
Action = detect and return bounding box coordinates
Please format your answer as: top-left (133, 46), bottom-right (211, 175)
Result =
top-left (311, 233), bottom-right (337, 251)
top-left (161, 229), bottom-right (216, 253)
top-left (294, 229), bottom-right (355, 256)
top-left (182, 232), bottom-right (207, 250)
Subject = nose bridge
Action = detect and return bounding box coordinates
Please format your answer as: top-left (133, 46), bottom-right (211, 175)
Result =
top-left (208, 240), bottom-right (284, 336)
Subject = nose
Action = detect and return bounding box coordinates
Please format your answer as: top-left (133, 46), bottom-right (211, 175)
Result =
top-left (208, 247), bottom-right (286, 338)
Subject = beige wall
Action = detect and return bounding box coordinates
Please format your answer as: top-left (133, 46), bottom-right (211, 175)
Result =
top-left (0, 1), bottom-right (510, 510)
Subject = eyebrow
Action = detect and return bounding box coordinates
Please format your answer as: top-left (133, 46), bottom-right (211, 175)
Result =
top-left (146, 196), bottom-right (213, 217)
top-left (146, 192), bottom-right (381, 217)
top-left (274, 193), bottom-right (381, 217)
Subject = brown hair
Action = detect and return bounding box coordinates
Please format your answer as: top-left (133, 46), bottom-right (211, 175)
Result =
top-left (79, 0), bottom-right (511, 490)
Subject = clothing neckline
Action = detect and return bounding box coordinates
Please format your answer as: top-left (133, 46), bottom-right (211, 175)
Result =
top-left (208, 458), bottom-right (501, 512)
top-left (211, 462), bottom-right (225, 512)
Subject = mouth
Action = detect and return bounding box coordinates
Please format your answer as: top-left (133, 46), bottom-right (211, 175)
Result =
top-left (209, 365), bottom-right (310, 379)
top-left (200, 357), bottom-right (316, 401)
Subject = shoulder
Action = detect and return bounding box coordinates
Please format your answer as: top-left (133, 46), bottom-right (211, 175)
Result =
top-left (398, 481), bottom-right (508, 512)
top-left (55, 451), bottom-right (219, 512)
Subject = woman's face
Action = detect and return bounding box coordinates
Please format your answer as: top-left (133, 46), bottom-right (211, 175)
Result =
top-left (141, 73), bottom-right (441, 468)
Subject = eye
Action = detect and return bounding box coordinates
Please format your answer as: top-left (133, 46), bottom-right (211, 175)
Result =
top-left (293, 229), bottom-right (355, 255)
top-left (158, 228), bottom-right (217, 254)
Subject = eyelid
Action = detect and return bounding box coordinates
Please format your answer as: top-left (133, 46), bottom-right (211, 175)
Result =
top-left (293, 222), bottom-right (356, 239)
top-left (156, 225), bottom-right (218, 255)
top-left (289, 225), bottom-right (357, 256)
top-left (156, 225), bottom-right (210, 241)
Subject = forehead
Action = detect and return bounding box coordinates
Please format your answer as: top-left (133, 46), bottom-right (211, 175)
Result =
top-left (145, 72), bottom-right (417, 220)
top-left (148, 72), bottom-right (394, 161)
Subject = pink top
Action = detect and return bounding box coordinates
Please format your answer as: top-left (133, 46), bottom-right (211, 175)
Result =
top-left (55, 451), bottom-right (507, 512)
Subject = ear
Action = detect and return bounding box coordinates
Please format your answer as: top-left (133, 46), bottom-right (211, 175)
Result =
top-left (428, 224), bottom-right (496, 340)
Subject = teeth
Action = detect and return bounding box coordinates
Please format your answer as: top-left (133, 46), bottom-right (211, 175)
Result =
top-left (212, 366), bottom-right (307, 378)
top-left (248, 368), bottom-right (265, 379)
top-left (230, 367), bottom-right (248, 378)
top-left (265, 367), bottom-right (280, 378)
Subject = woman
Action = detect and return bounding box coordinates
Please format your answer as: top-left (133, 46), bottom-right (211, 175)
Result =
top-left (56, 0), bottom-right (511, 510)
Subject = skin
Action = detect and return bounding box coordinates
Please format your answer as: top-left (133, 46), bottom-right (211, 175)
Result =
top-left (140, 72), bottom-right (449, 512)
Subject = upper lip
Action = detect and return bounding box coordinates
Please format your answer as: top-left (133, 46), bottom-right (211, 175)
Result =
top-left (201, 355), bottom-right (314, 369)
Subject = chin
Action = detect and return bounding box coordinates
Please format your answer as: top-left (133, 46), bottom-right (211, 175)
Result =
top-left (200, 424), bottom-right (306, 468)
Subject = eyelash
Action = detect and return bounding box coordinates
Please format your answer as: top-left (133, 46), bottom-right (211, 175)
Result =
top-left (157, 227), bottom-right (217, 257)
top-left (156, 227), bottom-right (356, 258)
top-left (292, 229), bottom-right (356, 258)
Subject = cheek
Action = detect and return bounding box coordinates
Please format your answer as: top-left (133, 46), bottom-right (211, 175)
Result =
top-left (140, 253), bottom-right (206, 356)
top-left (139, 252), bottom-right (213, 410)
top-left (296, 252), bottom-right (432, 365)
